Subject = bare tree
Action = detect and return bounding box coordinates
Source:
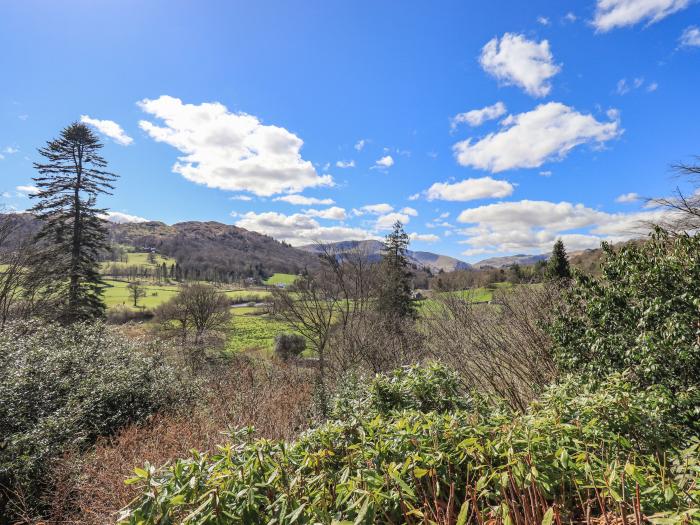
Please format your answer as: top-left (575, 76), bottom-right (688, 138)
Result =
top-left (156, 284), bottom-right (231, 345)
top-left (127, 281), bottom-right (147, 308)
top-left (422, 283), bottom-right (560, 411)
top-left (648, 157), bottom-right (700, 233)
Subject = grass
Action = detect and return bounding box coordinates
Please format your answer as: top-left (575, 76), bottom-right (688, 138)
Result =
top-left (227, 314), bottom-right (294, 355)
top-left (264, 273), bottom-right (298, 285)
top-left (101, 252), bottom-right (177, 271)
top-left (103, 279), bottom-right (181, 310)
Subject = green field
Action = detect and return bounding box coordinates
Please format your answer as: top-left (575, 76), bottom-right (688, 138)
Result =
top-left (227, 314), bottom-right (294, 354)
top-left (101, 252), bottom-right (177, 271)
top-left (103, 279), bottom-right (181, 309)
top-left (264, 273), bottom-right (298, 285)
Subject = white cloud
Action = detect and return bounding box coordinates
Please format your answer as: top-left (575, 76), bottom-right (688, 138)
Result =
top-left (647, 82), bottom-right (659, 92)
top-left (303, 206), bottom-right (347, 220)
top-left (3, 146), bottom-right (19, 154)
top-left (451, 102), bottom-right (506, 129)
top-left (80, 115), bottom-right (133, 146)
top-left (537, 16), bottom-right (551, 25)
top-left (354, 139), bottom-right (368, 151)
top-left (273, 194), bottom-right (335, 206)
top-left (409, 233), bottom-right (440, 243)
top-left (408, 193), bottom-right (420, 201)
top-left (564, 12), bottom-right (578, 22)
top-left (356, 203), bottom-right (394, 215)
top-left (680, 25), bottom-right (700, 47)
top-left (539, 170), bottom-right (553, 177)
top-left (479, 33), bottom-right (560, 97)
top-left (16, 185), bottom-right (39, 195)
top-left (456, 198), bottom-right (664, 256)
top-left (235, 211), bottom-right (373, 246)
top-left (593, 0), bottom-right (691, 31)
top-left (230, 194), bottom-right (253, 201)
top-left (375, 212), bottom-right (411, 230)
top-left (374, 155), bottom-right (394, 168)
top-left (138, 95), bottom-right (332, 196)
top-left (616, 192), bottom-right (640, 203)
top-left (104, 211), bottom-right (149, 224)
top-left (0, 154), bottom-right (4, 161)
top-left (453, 102), bottom-right (622, 173)
top-left (400, 207), bottom-right (418, 216)
top-left (336, 160), bottom-right (355, 168)
top-left (426, 177), bottom-right (514, 202)
top-left (617, 77), bottom-right (647, 95)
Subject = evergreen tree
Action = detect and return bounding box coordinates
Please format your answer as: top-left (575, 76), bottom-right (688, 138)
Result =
top-left (546, 239), bottom-right (571, 280)
top-left (377, 221), bottom-right (416, 319)
top-left (29, 122), bottom-right (118, 321)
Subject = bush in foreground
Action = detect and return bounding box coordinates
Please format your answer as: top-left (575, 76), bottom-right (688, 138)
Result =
top-left (119, 365), bottom-right (699, 525)
top-left (0, 321), bottom-right (191, 517)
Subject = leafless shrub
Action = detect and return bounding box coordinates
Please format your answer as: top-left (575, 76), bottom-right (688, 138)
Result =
top-left (421, 284), bottom-right (560, 411)
top-left (43, 355), bottom-right (314, 525)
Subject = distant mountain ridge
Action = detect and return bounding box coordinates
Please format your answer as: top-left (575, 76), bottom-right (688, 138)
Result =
top-left (471, 253), bottom-right (549, 269)
top-left (299, 239), bottom-right (472, 273)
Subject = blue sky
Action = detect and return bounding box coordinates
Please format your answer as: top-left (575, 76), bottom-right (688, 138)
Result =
top-left (1, 0), bottom-right (699, 261)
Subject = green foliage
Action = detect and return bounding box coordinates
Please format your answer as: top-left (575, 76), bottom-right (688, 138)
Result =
top-left (331, 363), bottom-right (474, 420)
top-left (546, 239), bottom-right (571, 280)
top-left (119, 366), bottom-right (699, 524)
top-left (549, 229), bottom-right (700, 394)
top-left (0, 321), bottom-right (190, 510)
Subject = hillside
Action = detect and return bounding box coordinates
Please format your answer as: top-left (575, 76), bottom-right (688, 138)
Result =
top-left (2, 214), bottom-right (320, 278)
top-left (299, 239), bottom-right (471, 272)
top-left (108, 220), bottom-right (320, 277)
top-left (472, 253), bottom-right (548, 269)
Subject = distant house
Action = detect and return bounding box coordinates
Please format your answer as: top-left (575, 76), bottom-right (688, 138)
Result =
top-left (276, 283), bottom-right (287, 289)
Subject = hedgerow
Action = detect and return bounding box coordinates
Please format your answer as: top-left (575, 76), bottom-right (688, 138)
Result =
top-left (119, 367), bottom-right (700, 524)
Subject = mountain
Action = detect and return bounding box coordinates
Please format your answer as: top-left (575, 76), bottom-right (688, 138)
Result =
top-left (107, 221), bottom-right (321, 276)
top-left (472, 253), bottom-right (549, 269)
top-left (1, 214), bottom-right (320, 277)
top-left (298, 239), bottom-right (471, 273)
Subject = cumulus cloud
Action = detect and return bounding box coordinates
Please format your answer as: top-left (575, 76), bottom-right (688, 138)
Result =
top-left (680, 25), bottom-right (700, 47)
top-left (374, 155), bottom-right (394, 168)
top-left (375, 212), bottom-right (411, 230)
top-left (273, 194), bottom-right (335, 205)
top-left (303, 206), bottom-right (348, 220)
top-left (616, 192), bottom-right (640, 203)
top-left (355, 203), bottom-right (394, 215)
top-left (16, 185), bottom-right (39, 195)
top-left (400, 207), bottom-right (418, 216)
top-left (230, 194), bottom-right (253, 201)
top-left (103, 211), bottom-right (149, 224)
top-left (235, 211), bottom-right (373, 246)
top-left (451, 102), bottom-right (506, 129)
top-left (455, 199), bottom-right (664, 257)
top-left (408, 193), bottom-right (420, 201)
top-left (138, 95), bottom-right (332, 196)
top-left (354, 139), bottom-right (368, 151)
top-left (564, 12), bottom-right (578, 22)
top-left (409, 233), bottom-right (440, 243)
top-left (426, 177), bottom-right (514, 202)
top-left (336, 160), bottom-right (355, 168)
top-left (593, 0), bottom-right (691, 31)
top-left (537, 16), bottom-right (550, 25)
top-left (80, 115), bottom-right (133, 146)
top-left (453, 102), bottom-right (622, 173)
top-left (479, 33), bottom-right (560, 97)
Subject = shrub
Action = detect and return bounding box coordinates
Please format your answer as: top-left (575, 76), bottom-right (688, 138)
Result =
top-left (0, 321), bottom-right (191, 517)
top-left (119, 367), bottom-right (700, 525)
top-left (274, 332), bottom-right (306, 360)
top-left (549, 229), bottom-right (700, 393)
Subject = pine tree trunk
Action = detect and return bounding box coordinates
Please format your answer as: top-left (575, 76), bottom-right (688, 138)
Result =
top-left (69, 145), bottom-right (83, 317)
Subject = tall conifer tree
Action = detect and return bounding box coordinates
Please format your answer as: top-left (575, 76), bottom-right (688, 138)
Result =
top-left (377, 221), bottom-right (416, 319)
top-left (30, 122), bottom-right (118, 322)
top-left (547, 239), bottom-right (572, 280)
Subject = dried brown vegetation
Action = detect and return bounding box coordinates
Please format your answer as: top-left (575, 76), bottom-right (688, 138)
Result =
top-left (40, 356), bottom-right (314, 525)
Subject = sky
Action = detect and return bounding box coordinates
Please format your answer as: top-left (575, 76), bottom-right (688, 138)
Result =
top-left (1, 0), bottom-right (699, 262)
